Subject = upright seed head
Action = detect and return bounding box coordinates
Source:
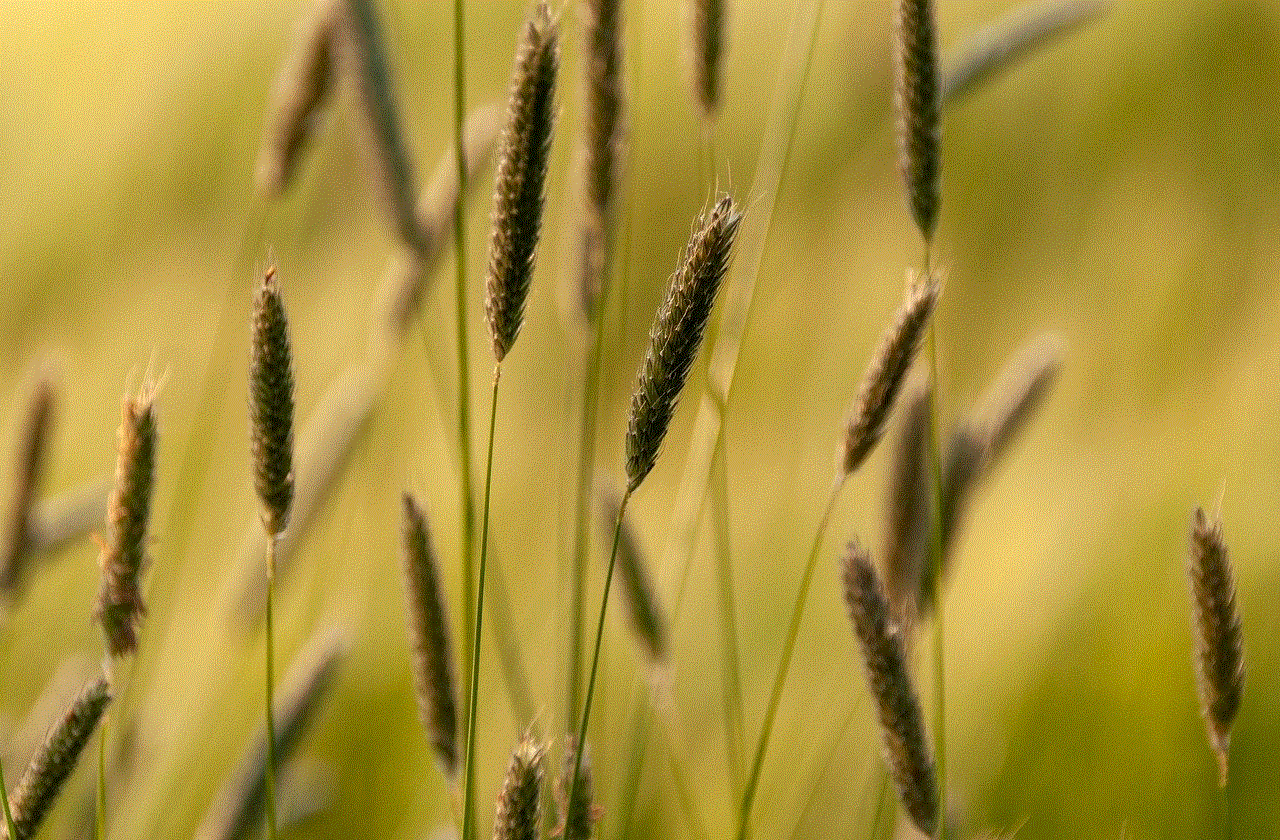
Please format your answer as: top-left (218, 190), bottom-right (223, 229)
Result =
top-left (250, 267), bottom-right (295, 539)
top-left (841, 274), bottom-right (940, 477)
top-left (894, 0), bottom-right (941, 241)
top-left (601, 488), bottom-right (668, 663)
top-left (486, 1), bottom-right (559, 362)
top-left (555, 736), bottom-right (599, 840)
top-left (255, 0), bottom-right (343, 198)
top-left (690, 0), bottom-right (725, 120)
top-left (94, 382), bottom-right (157, 659)
top-left (1187, 508), bottom-right (1244, 788)
top-left (916, 423), bottom-right (984, 618)
top-left (1, 374), bottom-right (55, 599)
top-left (493, 735), bottom-right (545, 840)
top-left (842, 542), bottom-right (938, 837)
top-left (626, 195), bottom-right (742, 491)
top-left (3, 678), bottom-right (111, 840)
top-left (400, 493), bottom-right (459, 778)
top-left (881, 382), bottom-right (932, 626)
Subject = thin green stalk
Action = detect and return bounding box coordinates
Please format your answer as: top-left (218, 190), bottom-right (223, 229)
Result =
top-left (96, 720), bottom-right (106, 840)
top-left (923, 317), bottom-right (946, 840)
top-left (460, 366), bottom-right (501, 840)
top-left (710, 411), bottom-right (745, 795)
top-left (1, 753), bottom-right (18, 840)
top-left (868, 771), bottom-right (889, 840)
top-left (735, 478), bottom-right (843, 840)
top-left (1224, 772), bottom-right (1233, 840)
top-left (566, 486), bottom-right (632, 840)
top-left (265, 536), bottom-right (278, 840)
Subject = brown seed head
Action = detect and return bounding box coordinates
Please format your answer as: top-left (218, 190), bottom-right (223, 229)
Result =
top-left (842, 542), bottom-right (938, 837)
top-left (894, 0), bottom-right (941, 240)
top-left (401, 493), bottom-right (459, 778)
top-left (94, 383), bottom-right (157, 659)
top-left (601, 488), bottom-right (667, 663)
top-left (1, 374), bottom-right (55, 598)
top-left (841, 274), bottom-right (940, 477)
top-left (626, 195), bottom-right (741, 490)
top-left (1187, 508), bottom-right (1244, 787)
top-left (493, 734), bottom-right (545, 840)
top-left (486, 1), bottom-right (559, 362)
top-left (250, 268), bottom-right (295, 538)
top-left (3, 678), bottom-right (111, 840)
top-left (881, 382), bottom-right (932, 626)
top-left (555, 735), bottom-right (600, 840)
top-left (690, 0), bottom-right (725, 120)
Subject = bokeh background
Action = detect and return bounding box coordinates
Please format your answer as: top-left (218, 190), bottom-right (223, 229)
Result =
top-left (2, 1), bottom-right (1279, 838)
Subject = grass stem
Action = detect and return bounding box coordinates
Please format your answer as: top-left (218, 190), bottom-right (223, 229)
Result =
top-left (265, 535), bottom-right (278, 840)
top-left (923, 317), bottom-right (946, 840)
top-left (710, 412), bottom-right (745, 796)
top-left (96, 719), bottom-right (107, 840)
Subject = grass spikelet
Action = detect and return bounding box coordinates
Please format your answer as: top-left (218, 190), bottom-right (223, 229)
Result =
top-left (894, 0), bottom-right (941, 241)
top-left (493, 735), bottom-right (545, 840)
top-left (690, 0), bottom-right (725, 120)
top-left (255, 0), bottom-right (342, 198)
top-left (2, 678), bottom-right (111, 840)
top-left (401, 493), bottom-right (459, 779)
top-left (977, 333), bottom-right (1062, 467)
top-left (578, 0), bottom-right (624, 321)
top-left (942, 1), bottom-right (1110, 102)
top-left (1187, 508), bottom-right (1244, 788)
top-left (485, 0), bottom-right (559, 362)
top-left (1, 374), bottom-right (54, 599)
top-left (342, 0), bottom-right (422, 251)
top-left (626, 195), bottom-right (742, 491)
top-left (843, 542), bottom-right (938, 837)
top-left (94, 382), bottom-right (157, 659)
top-left (250, 267), bottom-right (295, 540)
top-left (194, 629), bottom-right (349, 840)
top-left (882, 382), bottom-right (932, 624)
top-left (555, 736), bottom-right (599, 840)
top-left (600, 488), bottom-right (668, 663)
top-left (841, 274), bottom-right (940, 477)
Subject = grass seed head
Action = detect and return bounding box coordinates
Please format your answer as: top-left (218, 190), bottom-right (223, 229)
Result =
top-left (250, 267), bottom-right (295, 539)
top-left (894, 0), bottom-right (941, 240)
top-left (494, 734), bottom-right (545, 840)
top-left (1, 373), bottom-right (55, 599)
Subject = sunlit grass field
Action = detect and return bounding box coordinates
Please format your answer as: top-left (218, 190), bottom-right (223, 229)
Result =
top-left (2, 2), bottom-right (1280, 838)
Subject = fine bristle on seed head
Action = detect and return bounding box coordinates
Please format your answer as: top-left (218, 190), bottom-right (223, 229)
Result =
top-left (4, 677), bottom-right (111, 840)
top-left (94, 382), bottom-right (158, 659)
top-left (894, 0), bottom-right (941, 240)
top-left (401, 493), bottom-right (459, 778)
top-left (841, 274), bottom-right (940, 478)
top-left (1187, 507), bottom-right (1244, 788)
top-left (1, 373), bottom-right (55, 599)
top-left (250, 267), bottom-right (296, 539)
top-left (626, 195), bottom-right (741, 491)
top-left (690, 0), bottom-right (725, 120)
top-left (842, 541), bottom-right (938, 837)
top-left (486, 1), bottom-right (559, 362)
top-left (494, 734), bottom-right (545, 840)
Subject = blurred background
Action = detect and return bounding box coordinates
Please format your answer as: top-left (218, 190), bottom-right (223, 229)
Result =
top-left (2, 1), bottom-right (1278, 838)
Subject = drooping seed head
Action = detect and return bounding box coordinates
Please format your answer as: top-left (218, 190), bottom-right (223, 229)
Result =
top-left (1, 374), bottom-right (55, 599)
top-left (94, 382), bottom-right (157, 659)
top-left (626, 195), bottom-right (741, 491)
top-left (842, 542), bottom-right (938, 837)
top-left (255, 0), bottom-right (343, 198)
top-left (250, 267), bottom-right (295, 539)
top-left (690, 0), bottom-right (725, 120)
top-left (841, 274), bottom-right (940, 477)
top-left (978, 333), bottom-right (1062, 467)
top-left (881, 382), bottom-right (932, 626)
top-left (1187, 508), bottom-right (1244, 787)
top-left (894, 0), bottom-right (941, 240)
top-left (555, 735), bottom-right (599, 840)
top-left (942, 0), bottom-right (1110, 103)
top-left (401, 493), bottom-right (459, 778)
top-left (486, 1), bottom-right (559, 362)
top-left (3, 677), bottom-right (110, 840)
top-left (493, 735), bottom-right (545, 840)
top-left (601, 488), bottom-right (668, 663)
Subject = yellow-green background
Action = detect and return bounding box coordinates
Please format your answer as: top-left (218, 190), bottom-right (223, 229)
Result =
top-left (2, 1), bottom-right (1278, 838)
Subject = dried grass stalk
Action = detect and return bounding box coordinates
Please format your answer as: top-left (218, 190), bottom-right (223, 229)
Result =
top-left (94, 382), bottom-right (158, 659)
top-left (555, 736), bottom-right (599, 840)
top-left (401, 493), bottom-right (459, 778)
top-left (600, 488), bottom-right (667, 663)
top-left (1187, 508), bottom-right (1244, 788)
top-left (493, 735), bottom-right (545, 840)
top-left (841, 274), bottom-right (940, 477)
top-left (894, 0), bottom-right (941, 241)
top-left (250, 268), bottom-right (296, 539)
top-left (626, 195), bottom-right (741, 490)
top-left (577, 0), bottom-right (624, 321)
top-left (942, 0), bottom-right (1110, 102)
top-left (2, 678), bottom-right (110, 840)
top-left (255, 0), bottom-right (343, 198)
top-left (1, 375), bottom-right (54, 598)
top-left (486, 0), bottom-right (559, 362)
top-left (690, 0), bottom-right (725, 120)
top-left (882, 382), bottom-right (932, 624)
top-left (843, 542), bottom-right (938, 837)
top-left (194, 628), bottom-right (349, 840)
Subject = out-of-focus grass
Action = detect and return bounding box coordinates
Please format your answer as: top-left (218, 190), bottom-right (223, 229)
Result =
top-left (2, 2), bottom-right (1279, 839)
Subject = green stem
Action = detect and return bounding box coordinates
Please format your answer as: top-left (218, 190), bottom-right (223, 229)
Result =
top-left (1223, 771), bottom-right (1233, 840)
top-left (1, 753), bottom-right (18, 840)
top-left (710, 416), bottom-right (745, 795)
top-left (96, 719), bottom-right (107, 840)
top-left (734, 478), bottom-right (843, 840)
top-left (868, 771), bottom-right (889, 840)
top-left (923, 319), bottom-right (946, 840)
top-left (265, 535), bottom-right (278, 840)
top-left (461, 366), bottom-right (501, 840)
top-left (566, 486), bottom-right (632, 840)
